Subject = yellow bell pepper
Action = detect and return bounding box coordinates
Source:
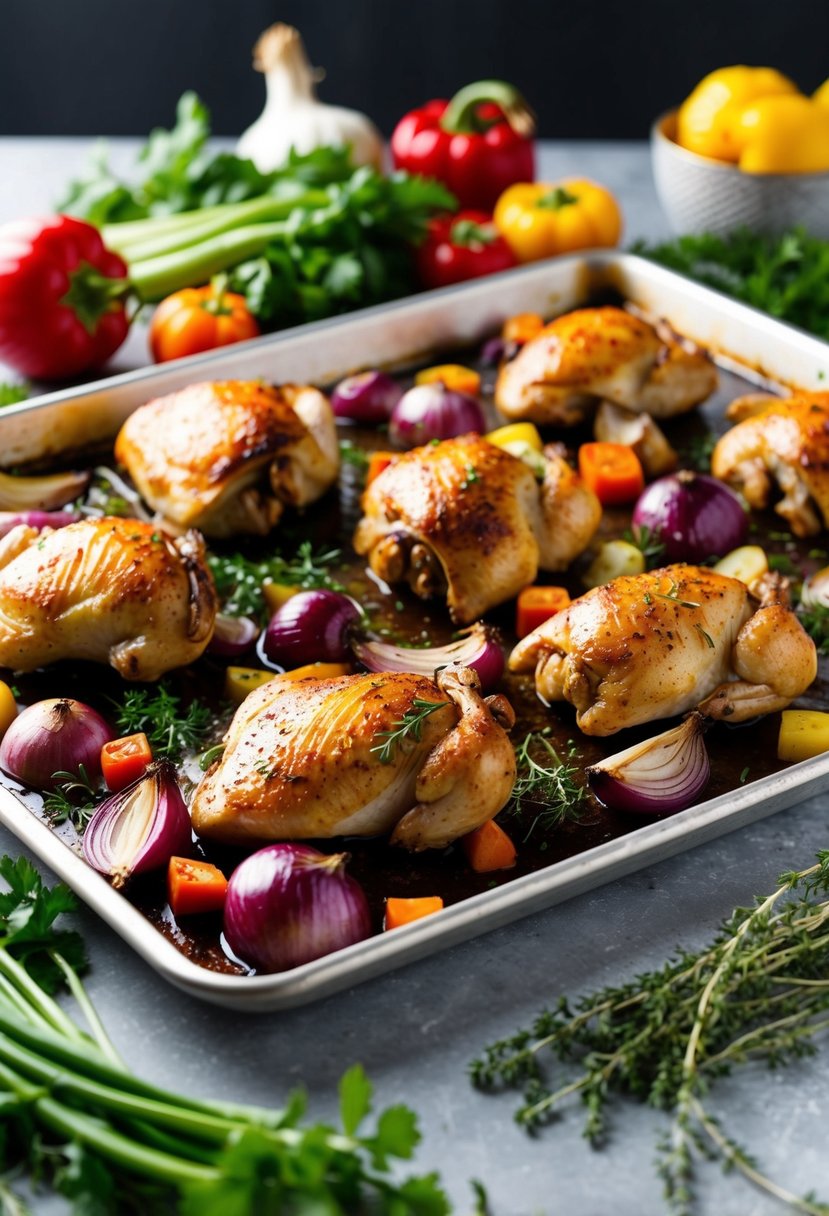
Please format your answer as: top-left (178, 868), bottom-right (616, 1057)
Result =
top-left (486, 422), bottom-right (544, 453)
top-left (415, 364), bottom-right (481, 396)
top-left (778, 710), bottom-right (829, 763)
top-left (225, 662), bottom-right (352, 706)
top-left (815, 78), bottom-right (829, 108)
top-left (737, 94), bottom-right (829, 172)
top-left (676, 65), bottom-right (799, 162)
top-left (262, 582), bottom-right (299, 613)
top-left (0, 682), bottom-right (16, 739)
top-left (493, 179), bottom-right (622, 263)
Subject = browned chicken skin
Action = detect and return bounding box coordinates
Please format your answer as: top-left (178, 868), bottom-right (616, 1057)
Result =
top-left (191, 664), bottom-right (517, 850)
top-left (353, 434), bottom-right (601, 624)
top-left (509, 564), bottom-right (816, 735)
top-left (114, 380), bottom-right (339, 538)
top-left (712, 393), bottom-right (829, 537)
top-left (495, 307), bottom-right (717, 426)
top-left (0, 518), bottom-right (216, 681)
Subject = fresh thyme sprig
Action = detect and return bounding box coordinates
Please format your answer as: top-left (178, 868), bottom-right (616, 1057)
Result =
top-left (371, 698), bottom-right (446, 765)
top-left (653, 578), bottom-right (701, 610)
top-left (798, 602), bottom-right (829, 656)
top-left (42, 765), bottom-right (100, 833)
top-left (208, 541), bottom-right (344, 620)
top-left (625, 524), bottom-right (666, 569)
top-left (470, 850), bottom-right (829, 1215)
top-left (113, 682), bottom-right (213, 763)
top-left (505, 732), bottom-right (586, 838)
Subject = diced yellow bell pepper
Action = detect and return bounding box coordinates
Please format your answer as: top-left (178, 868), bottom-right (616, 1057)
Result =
top-left (676, 66), bottom-right (799, 162)
top-left (582, 541), bottom-right (645, 589)
top-left (713, 545), bottom-right (768, 586)
top-left (415, 364), bottom-right (481, 396)
top-left (778, 710), bottom-right (829, 763)
top-left (263, 582), bottom-right (299, 614)
top-left (225, 661), bottom-right (353, 707)
top-left (0, 681), bottom-right (16, 739)
top-left (486, 422), bottom-right (544, 453)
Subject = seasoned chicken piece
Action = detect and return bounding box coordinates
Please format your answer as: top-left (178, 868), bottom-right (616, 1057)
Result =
top-left (712, 393), bottom-right (829, 537)
top-left (191, 664), bottom-right (517, 851)
top-left (509, 564), bottom-right (816, 735)
top-left (495, 307), bottom-right (717, 426)
top-left (114, 380), bottom-right (339, 538)
top-left (593, 401), bottom-right (678, 478)
top-left (353, 434), bottom-right (601, 624)
top-left (0, 518), bottom-right (216, 681)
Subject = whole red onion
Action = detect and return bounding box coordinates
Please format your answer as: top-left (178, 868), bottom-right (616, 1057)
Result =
top-left (632, 471), bottom-right (748, 563)
top-left (330, 370), bottom-right (403, 424)
top-left (0, 698), bottom-right (113, 790)
top-left (223, 843), bottom-right (372, 973)
top-left (389, 383), bottom-right (486, 448)
top-left (263, 590), bottom-right (360, 668)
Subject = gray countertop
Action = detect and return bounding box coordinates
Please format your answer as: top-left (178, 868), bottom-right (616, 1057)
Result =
top-left (0, 138), bottom-right (827, 1215)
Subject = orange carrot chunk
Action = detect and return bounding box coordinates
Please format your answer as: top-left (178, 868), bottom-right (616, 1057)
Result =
top-left (366, 451), bottom-right (396, 485)
top-left (384, 896), bottom-right (444, 930)
top-left (462, 819), bottom-right (517, 873)
top-left (578, 442), bottom-right (645, 506)
top-left (516, 585), bottom-right (571, 638)
top-left (168, 857), bottom-right (229, 918)
top-left (502, 312), bottom-right (544, 345)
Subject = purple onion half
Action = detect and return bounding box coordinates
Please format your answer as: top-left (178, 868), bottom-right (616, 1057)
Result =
top-left (263, 589), bottom-right (361, 668)
top-left (389, 384), bottom-right (486, 449)
top-left (208, 613), bottom-right (260, 658)
top-left (351, 622), bottom-right (504, 692)
top-left (223, 843), bottom-right (372, 973)
top-left (330, 371), bottom-right (403, 424)
top-left (632, 471), bottom-right (748, 563)
top-left (587, 714), bottom-right (710, 816)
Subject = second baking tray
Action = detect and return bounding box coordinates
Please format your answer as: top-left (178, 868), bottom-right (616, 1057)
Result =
top-left (1, 250), bottom-right (828, 1011)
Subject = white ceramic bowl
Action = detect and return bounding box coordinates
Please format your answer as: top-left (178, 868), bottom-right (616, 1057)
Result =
top-left (651, 111), bottom-right (829, 238)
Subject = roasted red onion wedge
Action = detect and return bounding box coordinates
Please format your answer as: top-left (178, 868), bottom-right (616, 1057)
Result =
top-left (587, 713), bottom-right (710, 815)
top-left (83, 761), bottom-right (192, 889)
top-left (351, 622), bottom-right (504, 692)
top-left (632, 471), bottom-right (748, 563)
top-left (0, 468), bottom-right (90, 513)
top-left (389, 383), bottom-right (486, 448)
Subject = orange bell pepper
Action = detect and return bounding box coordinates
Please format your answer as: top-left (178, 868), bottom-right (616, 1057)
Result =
top-left (101, 733), bottom-right (153, 792)
top-left (462, 819), bottom-right (517, 872)
top-left (415, 364), bottom-right (481, 396)
top-left (167, 857), bottom-right (229, 918)
top-left (516, 585), bottom-right (571, 638)
top-left (384, 896), bottom-right (444, 930)
top-left (578, 442), bottom-right (644, 506)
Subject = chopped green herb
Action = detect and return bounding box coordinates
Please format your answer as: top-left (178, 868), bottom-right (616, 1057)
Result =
top-left (113, 682), bottom-right (213, 762)
top-left (0, 382), bottom-right (29, 407)
top-left (460, 464), bottom-right (480, 489)
top-left (338, 439), bottom-right (370, 471)
top-left (694, 622), bottom-right (715, 649)
top-left (506, 732), bottom-right (586, 837)
top-left (739, 766), bottom-right (750, 783)
top-left (683, 431), bottom-right (717, 473)
top-left (799, 602), bottom-right (829, 656)
top-left (42, 765), bottom-right (99, 833)
top-left (653, 578), bottom-right (700, 610)
top-left (371, 697), bottom-right (447, 765)
top-left (768, 552), bottom-right (800, 577)
top-left (208, 541), bottom-right (344, 620)
top-left (625, 524), bottom-right (666, 568)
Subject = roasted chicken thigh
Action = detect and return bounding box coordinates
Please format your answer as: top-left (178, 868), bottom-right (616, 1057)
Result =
top-left (114, 380), bottom-right (339, 538)
top-left (495, 307), bottom-right (717, 426)
top-left (191, 664), bottom-right (516, 850)
top-left (353, 434), bottom-right (601, 623)
top-left (509, 564), bottom-right (816, 735)
top-left (712, 393), bottom-right (829, 537)
top-left (0, 518), bottom-right (216, 680)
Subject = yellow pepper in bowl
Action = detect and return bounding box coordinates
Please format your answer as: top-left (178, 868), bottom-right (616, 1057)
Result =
top-left (493, 179), bottom-right (621, 263)
top-left (737, 94), bottom-right (829, 172)
top-left (676, 65), bottom-right (798, 162)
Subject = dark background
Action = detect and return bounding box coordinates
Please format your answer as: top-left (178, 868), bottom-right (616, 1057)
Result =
top-left (1, 0), bottom-right (826, 140)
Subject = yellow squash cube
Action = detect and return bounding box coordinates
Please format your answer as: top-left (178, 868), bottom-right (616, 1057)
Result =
top-left (778, 710), bottom-right (829, 763)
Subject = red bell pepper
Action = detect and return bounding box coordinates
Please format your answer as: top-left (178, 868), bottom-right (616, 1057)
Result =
top-left (416, 211), bottom-right (517, 290)
top-left (391, 80), bottom-right (535, 212)
top-left (0, 215), bottom-right (130, 380)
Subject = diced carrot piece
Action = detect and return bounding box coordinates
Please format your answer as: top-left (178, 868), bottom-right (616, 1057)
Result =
top-left (502, 312), bottom-right (544, 345)
top-left (415, 364), bottom-right (481, 396)
top-left (578, 442), bottom-right (645, 506)
top-left (367, 451), bottom-right (396, 485)
top-left (168, 857), bottom-right (228, 918)
top-left (384, 896), bottom-right (444, 930)
top-left (516, 585), bottom-right (571, 638)
top-left (101, 733), bottom-right (153, 792)
top-left (462, 819), bottom-right (517, 873)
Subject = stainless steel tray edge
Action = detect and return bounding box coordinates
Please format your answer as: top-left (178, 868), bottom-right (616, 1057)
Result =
top-left (1, 252), bottom-right (828, 1010)
top-left (1, 752), bottom-right (827, 1012)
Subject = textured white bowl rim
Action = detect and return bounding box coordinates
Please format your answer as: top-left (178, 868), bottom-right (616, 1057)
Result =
top-left (652, 109), bottom-right (829, 182)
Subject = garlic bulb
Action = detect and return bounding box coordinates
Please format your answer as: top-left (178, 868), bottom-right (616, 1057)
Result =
top-left (238, 24), bottom-right (383, 173)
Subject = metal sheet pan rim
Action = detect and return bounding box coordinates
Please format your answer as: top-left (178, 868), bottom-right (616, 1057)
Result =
top-left (2, 252), bottom-right (829, 1010)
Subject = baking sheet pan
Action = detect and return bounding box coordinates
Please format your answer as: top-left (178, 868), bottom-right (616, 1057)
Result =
top-left (1, 250), bottom-right (828, 1011)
